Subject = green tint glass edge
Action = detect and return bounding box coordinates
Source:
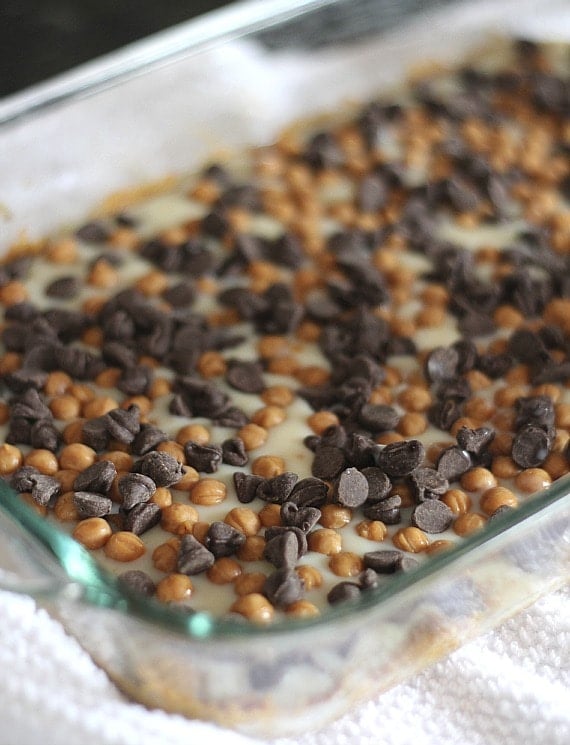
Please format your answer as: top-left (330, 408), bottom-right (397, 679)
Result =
top-left (0, 476), bottom-right (568, 639)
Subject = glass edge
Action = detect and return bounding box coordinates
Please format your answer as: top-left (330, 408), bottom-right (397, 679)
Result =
top-left (0, 0), bottom-right (336, 127)
top-left (0, 475), bottom-right (568, 639)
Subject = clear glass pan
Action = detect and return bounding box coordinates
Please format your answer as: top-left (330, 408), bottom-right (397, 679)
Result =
top-left (0, 0), bottom-right (569, 737)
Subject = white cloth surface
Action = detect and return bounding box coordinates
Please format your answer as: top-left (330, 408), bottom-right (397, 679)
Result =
top-left (1, 2), bottom-right (569, 745)
top-left (0, 586), bottom-right (568, 745)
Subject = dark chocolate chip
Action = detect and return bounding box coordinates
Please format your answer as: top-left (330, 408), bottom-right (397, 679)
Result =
top-left (311, 445), bottom-right (347, 480)
top-left (263, 531), bottom-right (299, 569)
top-left (288, 477), bottom-right (329, 508)
top-left (363, 494), bottom-right (402, 524)
top-left (256, 472), bottom-right (298, 504)
top-left (265, 526), bottom-right (308, 559)
top-left (133, 451), bottom-right (185, 487)
top-left (511, 425), bottom-right (551, 468)
top-left (364, 550), bottom-right (404, 574)
top-left (280, 502), bottom-right (321, 533)
top-left (81, 417), bottom-right (110, 451)
top-left (76, 221), bottom-right (109, 243)
top-left (327, 582), bottom-right (361, 605)
top-left (204, 521), bottom-right (246, 558)
top-left (3, 369), bottom-right (48, 393)
top-left (30, 420), bottom-right (61, 451)
top-left (118, 570), bottom-right (156, 596)
top-left (233, 472), bottom-right (265, 504)
top-left (45, 276), bottom-right (81, 299)
top-left (411, 466), bottom-right (449, 502)
top-left (361, 467), bottom-right (392, 502)
top-left (377, 439), bottom-right (425, 478)
top-left (358, 568), bottom-right (379, 590)
top-left (514, 395), bottom-right (555, 430)
top-left (184, 442), bottom-right (223, 473)
top-left (221, 438), bottom-right (248, 467)
top-left (117, 366), bottom-right (152, 396)
top-left (357, 403), bottom-right (400, 433)
top-left (357, 174), bottom-right (388, 212)
top-left (30, 474), bottom-right (60, 506)
top-left (123, 502), bottom-right (161, 535)
top-left (105, 405), bottom-right (141, 443)
top-left (436, 446), bottom-right (471, 481)
top-left (162, 281), bottom-right (195, 308)
top-left (411, 500), bottom-right (454, 533)
top-left (73, 491), bottom-right (113, 518)
top-left (177, 534), bottom-right (215, 575)
top-left (456, 425), bottom-right (495, 456)
top-left (225, 359), bottom-right (265, 394)
top-left (118, 473), bottom-right (156, 509)
top-left (428, 397), bottom-right (463, 431)
top-left (333, 467), bottom-right (369, 508)
top-left (73, 460), bottom-right (117, 495)
top-left (131, 424), bottom-right (169, 455)
top-left (10, 388), bottom-right (51, 421)
top-left (425, 346), bottom-right (459, 383)
top-left (263, 568), bottom-right (304, 609)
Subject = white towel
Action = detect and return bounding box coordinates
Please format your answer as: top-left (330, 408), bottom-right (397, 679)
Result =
top-left (0, 586), bottom-right (568, 745)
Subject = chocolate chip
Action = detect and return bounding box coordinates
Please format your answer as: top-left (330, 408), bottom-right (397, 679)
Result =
top-left (436, 446), bottom-right (471, 481)
top-left (425, 346), bottom-right (460, 383)
top-left (76, 221), bottom-right (109, 243)
top-left (269, 233), bottom-right (304, 269)
top-left (357, 174), bottom-right (388, 212)
top-left (221, 438), bottom-right (248, 467)
top-left (333, 467), bottom-right (369, 508)
top-left (327, 581), bottom-right (361, 605)
top-left (311, 445), bottom-right (347, 480)
top-left (176, 534), bottom-right (216, 575)
top-left (10, 388), bottom-right (51, 421)
top-left (511, 425), bottom-right (551, 468)
top-left (133, 451), bottom-right (185, 487)
top-left (362, 494), bottom-right (402, 524)
top-left (357, 403), bottom-right (400, 433)
top-left (123, 502), bottom-right (161, 535)
top-left (73, 460), bottom-right (117, 495)
top-left (232, 472), bottom-right (264, 504)
top-left (377, 439), bottom-right (425, 478)
top-left (411, 500), bottom-right (454, 533)
top-left (45, 276), bottom-right (81, 299)
top-left (118, 570), bottom-right (156, 596)
top-left (162, 281), bottom-right (195, 308)
top-left (411, 467), bottom-right (449, 502)
top-left (265, 526), bottom-right (308, 559)
top-left (358, 568), bottom-right (379, 590)
top-left (288, 477), bottom-right (329, 508)
top-left (304, 131), bottom-right (344, 170)
top-left (428, 397), bottom-right (463, 431)
top-left (263, 530), bottom-right (300, 569)
top-left (225, 359), bottom-right (265, 394)
top-left (73, 491), bottom-right (113, 518)
top-left (3, 369), bottom-right (48, 393)
top-left (184, 442), bottom-right (223, 473)
top-left (363, 550), bottom-right (403, 574)
top-left (117, 366), bottom-right (152, 396)
top-left (105, 405), bottom-right (141, 443)
top-left (118, 473), bottom-right (156, 509)
top-left (456, 425), bottom-right (495, 456)
top-left (263, 568), bottom-right (304, 609)
top-left (131, 423), bottom-right (168, 455)
top-left (361, 467), bottom-right (392, 502)
top-left (81, 417), bottom-right (110, 451)
top-left (30, 420), bottom-right (60, 452)
top-left (204, 521), bottom-right (246, 558)
top-left (256, 473), bottom-right (298, 507)
top-left (280, 502), bottom-right (321, 533)
top-left (514, 395), bottom-right (555, 430)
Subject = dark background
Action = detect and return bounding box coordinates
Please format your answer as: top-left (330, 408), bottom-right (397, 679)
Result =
top-left (1, 1), bottom-right (234, 98)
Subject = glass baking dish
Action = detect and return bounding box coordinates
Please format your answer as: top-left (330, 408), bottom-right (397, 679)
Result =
top-left (0, 0), bottom-right (569, 737)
